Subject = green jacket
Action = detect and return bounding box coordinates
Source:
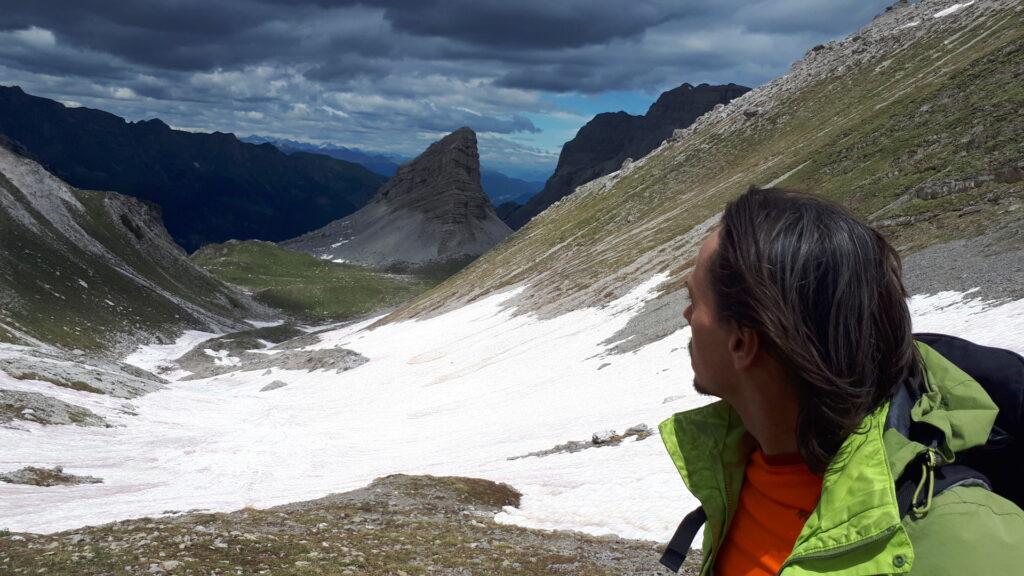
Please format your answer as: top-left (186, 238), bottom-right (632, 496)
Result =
top-left (659, 342), bottom-right (1024, 575)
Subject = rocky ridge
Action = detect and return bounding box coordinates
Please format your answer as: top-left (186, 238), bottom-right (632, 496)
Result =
top-left (503, 83), bottom-right (750, 230)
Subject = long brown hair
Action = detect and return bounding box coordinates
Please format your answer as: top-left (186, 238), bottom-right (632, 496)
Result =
top-left (709, 187), bottom-right (921, 473)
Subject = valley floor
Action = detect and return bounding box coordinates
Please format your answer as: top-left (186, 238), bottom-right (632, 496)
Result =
top-left (1, 273), bottom-right (1022, 571)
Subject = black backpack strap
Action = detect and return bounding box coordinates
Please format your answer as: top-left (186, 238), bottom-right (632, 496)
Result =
top-left (660, 506), bottom-right (707, 572)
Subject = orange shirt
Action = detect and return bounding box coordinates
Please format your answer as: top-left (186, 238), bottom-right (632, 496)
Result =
top-left (713, 450), bottom-right (823, 576)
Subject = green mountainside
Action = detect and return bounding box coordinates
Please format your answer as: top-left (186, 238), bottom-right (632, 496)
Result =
top-left (387, 0), bottom-right (1023, 323)
top-left (0, 144), bottom-right (268, 355)
top-left (192, 241), bottom-right (432, 322)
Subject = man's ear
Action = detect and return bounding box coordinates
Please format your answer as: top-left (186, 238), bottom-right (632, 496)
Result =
top-left (729, 325), bottom-right (759, 371)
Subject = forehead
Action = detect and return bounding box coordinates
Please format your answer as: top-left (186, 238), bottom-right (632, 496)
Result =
top-left (690, 227), bottom-right (721, 285)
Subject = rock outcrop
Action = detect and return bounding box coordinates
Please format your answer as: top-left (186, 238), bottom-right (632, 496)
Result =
top-left (503, 82), bottom-right (750, 229)
top-left (283, 127), bottom-right (511, 271)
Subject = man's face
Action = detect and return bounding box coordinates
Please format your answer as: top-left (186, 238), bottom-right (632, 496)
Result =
top-left (684, 228), bottom-right (737, 399)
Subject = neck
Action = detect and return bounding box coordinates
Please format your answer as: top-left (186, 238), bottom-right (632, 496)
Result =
top-left (728, 365), bottom-right (801, 457)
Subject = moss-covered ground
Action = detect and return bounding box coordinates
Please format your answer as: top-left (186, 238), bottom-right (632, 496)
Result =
top-left (192, 241), bottom-right (434, 322)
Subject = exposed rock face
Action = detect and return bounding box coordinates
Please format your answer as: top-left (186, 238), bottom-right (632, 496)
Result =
top-left (503, 82), bottom-right (750, 229)
top-left (0, 86), bottom-right (387, 251)
top-left (0, 466), bottom-right (102, 486)
top-left (283, 127), bottom-right (511, 270)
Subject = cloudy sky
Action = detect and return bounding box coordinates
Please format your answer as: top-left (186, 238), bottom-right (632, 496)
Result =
top-left (0, 0), bottom-right (892, 180)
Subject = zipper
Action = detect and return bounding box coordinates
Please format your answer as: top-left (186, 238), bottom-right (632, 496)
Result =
top-left (702, 461), bottom-right (740, 576)
top-left (775, 524), bottom-right (900, 575)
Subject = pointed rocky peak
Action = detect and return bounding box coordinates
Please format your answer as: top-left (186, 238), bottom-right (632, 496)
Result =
top-left (282, 127), bottom-right (511, 270)
top-left (376, 127), bottom-right (485, 212)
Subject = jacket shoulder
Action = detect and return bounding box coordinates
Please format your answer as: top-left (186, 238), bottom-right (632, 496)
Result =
top-left (904, 485), bottom-right (1024, 575)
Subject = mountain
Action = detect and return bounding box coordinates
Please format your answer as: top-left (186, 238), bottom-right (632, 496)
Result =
top-left (239, 136), bottom-right (404, 177)
top-left (388, 0), bottom-right (1023, 328)
top-left (242, 135), bottom-right (545, 206)
top-left (282, 127), bottom-right (511, 272)
top-left (503, 82), bottom-right (750, 229)
top-left (0, 86), bottom-right (387, 252)
top-left (480, 170), bottom-right (545, 206)
top-left (0, 141), bottom-right (268, 356)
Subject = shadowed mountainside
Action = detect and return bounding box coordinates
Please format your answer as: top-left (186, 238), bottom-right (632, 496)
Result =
top-left (0, 86), bottom-right (386, 252)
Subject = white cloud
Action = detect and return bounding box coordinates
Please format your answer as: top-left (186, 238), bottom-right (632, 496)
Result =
top-left (319, 105), bottom-right (349, 118)
top-left (12, 26), bottom-right (57, 49)
top-left (111, 86), bottom-right (137, 99)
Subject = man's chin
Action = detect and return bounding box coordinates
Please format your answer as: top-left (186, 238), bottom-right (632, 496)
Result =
top-left (692, 379), bottom-right (716, 397)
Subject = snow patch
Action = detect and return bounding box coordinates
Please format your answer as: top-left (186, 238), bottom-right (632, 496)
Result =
top-left (124, 330), bottom-right (218, 380)
top-left (245, 319), bottom-right (284, 329)
top-left (203, 349), bottom-right (241, 367)
top-left (933, 1), bottom-right (975, 18)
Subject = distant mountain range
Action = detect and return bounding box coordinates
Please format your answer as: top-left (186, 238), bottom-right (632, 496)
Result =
top-left (503, 82), bottom-right (750, 229)
top-left (0, 86), bottom-right (386, 252)
top-left (240, 136), bottom-right (406, 179)
top-left (283, 127), bottom-right (510, 274)
top-left (241, 136), bottom-right (545, 206)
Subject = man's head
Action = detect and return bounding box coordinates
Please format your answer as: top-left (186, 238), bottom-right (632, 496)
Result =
top-left (684, 187), bottom-right (921, 473)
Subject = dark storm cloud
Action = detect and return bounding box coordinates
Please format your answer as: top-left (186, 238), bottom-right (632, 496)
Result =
top-left (0, 0), bottom-right (893, 172)
top-left (376, 0), bottom-right (684, 49)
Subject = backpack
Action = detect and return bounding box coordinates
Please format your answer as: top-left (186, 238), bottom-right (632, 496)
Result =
top-left (660, 333), bottom-right (1024, 573)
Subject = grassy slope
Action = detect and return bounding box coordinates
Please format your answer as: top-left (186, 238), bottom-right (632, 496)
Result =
top-left (192, 241), bottom-right (432, 321)
top-left (388, 3), bottom-right (1023, 321)
top-left (0, 173), bottom-right (255, 353)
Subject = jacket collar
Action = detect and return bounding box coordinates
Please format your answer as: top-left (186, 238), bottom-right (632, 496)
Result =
top-left (660, 399), bottom-right (913, 575)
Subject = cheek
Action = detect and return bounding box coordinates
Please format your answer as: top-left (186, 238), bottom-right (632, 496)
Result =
top-left (690, 314), bottom-right (728, 364)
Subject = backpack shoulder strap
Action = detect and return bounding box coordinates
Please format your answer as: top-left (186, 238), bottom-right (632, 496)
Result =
top-left (660, 506), bottom-right (707, 573)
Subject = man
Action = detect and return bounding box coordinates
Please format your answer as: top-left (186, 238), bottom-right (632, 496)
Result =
top-left (660, 187), bottom-right (1024, 575)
